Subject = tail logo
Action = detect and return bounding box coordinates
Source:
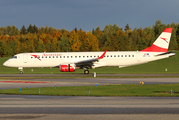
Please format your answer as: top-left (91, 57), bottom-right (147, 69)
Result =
top-left (160, 37), bottom-right (168, 43)
top-left (31, 55), bottom-right (41, 61)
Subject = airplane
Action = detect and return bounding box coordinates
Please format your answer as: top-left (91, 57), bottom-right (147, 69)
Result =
top-left (3, 28), bottom-right (175, 74)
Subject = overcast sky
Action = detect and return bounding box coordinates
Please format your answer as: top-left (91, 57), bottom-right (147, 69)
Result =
top-left (0, 0), bottom-right (178, 31)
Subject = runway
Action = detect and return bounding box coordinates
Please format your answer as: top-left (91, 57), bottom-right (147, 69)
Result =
top-left (1, 73), bottom-right (179, 77)
top-left (0, 76), bottom-right (179, 119)
top-left (0, 77), bottom-right (179, 89)
top-left (0, 95), bottom-right (179, 120)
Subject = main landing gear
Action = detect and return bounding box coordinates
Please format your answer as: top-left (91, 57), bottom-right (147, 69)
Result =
top-left (84, 69), bottom-right (89, 74)
top-left (18, 67), bottom-right (23, 74)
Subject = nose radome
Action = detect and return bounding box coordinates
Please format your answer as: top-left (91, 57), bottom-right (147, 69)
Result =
top-left (3, 61), bottom-right (9, 66)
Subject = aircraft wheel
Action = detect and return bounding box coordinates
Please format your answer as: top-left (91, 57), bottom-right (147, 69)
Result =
top-left (84, 70), bottom-right (89, 74)
top-left (20, 71), bottom-right (23, 74)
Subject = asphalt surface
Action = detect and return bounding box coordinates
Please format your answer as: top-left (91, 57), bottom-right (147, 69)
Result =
top-left (1, 95), bottom-right (179, 114)
top-left (0, 95), bottom-right (179, 120)
top-left (0, 75), bottom-right (179, 119)
top-left (1, 73), bottom-right (179, 77)
top-left (0, 77), bottom-right (179, 90)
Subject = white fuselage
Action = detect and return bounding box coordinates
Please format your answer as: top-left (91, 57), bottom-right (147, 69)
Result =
top-left (3, 51), bottom-right (169, 69)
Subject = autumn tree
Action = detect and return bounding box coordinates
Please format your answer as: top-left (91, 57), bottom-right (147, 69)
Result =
top-left (77, 30), bottom-right (87, 51)
top-left (176, 23), bottom-right (179, 49)
top-left (20, 25), bottom-right (27, 34)
top-left (38, 26), bottom-right (57, 34)
top-left (124, 24), bottom-right (131, 32)
top-left (0, 27), bottom-right (6, 35)
top-left (5, 25), bottom-right (20, 36)
top-left (74, 27), bottom-right (78, 32)
top-left (36, 39), bottom-right (45, 52)
top-left (168, 22), bottom-right (178, 50)
top-left (58, 35), bottom-right (69, 52)
top-left (69, 30), bottom-right (81, 51)
top-left (51, 37), bottom-right (59, 52)
top-left (86, 31), bottom-right (99, 51)
top-left (27, 24), bottom-right (33, 33)
top-left (33, 25), bottom-right (38, 33)
top-left (100, 24), bottom-right (121, 50)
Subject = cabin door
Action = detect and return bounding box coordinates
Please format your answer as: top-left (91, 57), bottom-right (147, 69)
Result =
top-left (23, 54), bottom-right (28, 63)
top-left (136, 52), bottom-right (141, 61)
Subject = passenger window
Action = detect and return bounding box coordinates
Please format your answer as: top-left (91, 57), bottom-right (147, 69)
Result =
top-left (121, 55), bottom-right (123, 57)
top-left (118, 55), bottom-right (120, 57)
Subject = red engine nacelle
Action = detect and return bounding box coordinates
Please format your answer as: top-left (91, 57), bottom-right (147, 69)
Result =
top-left (60, 64), bottom-right (75, 72)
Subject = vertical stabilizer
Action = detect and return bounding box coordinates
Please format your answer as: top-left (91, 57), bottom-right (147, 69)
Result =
top-left (141, 28), bottom-right (172, 52)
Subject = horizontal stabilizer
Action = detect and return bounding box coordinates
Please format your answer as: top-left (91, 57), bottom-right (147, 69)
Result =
top-left (155, 51), bottom-right (175, 57)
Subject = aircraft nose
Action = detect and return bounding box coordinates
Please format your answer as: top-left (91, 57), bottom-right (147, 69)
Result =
top-left (3, 61), bottom-right (9, 66)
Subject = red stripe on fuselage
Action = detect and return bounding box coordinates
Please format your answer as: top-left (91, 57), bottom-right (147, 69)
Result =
top-left (141, 44), bottom-right (168, 52)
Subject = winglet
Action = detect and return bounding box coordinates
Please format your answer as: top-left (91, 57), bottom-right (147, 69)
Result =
top-left (97, 50), bottom-right (107, 59)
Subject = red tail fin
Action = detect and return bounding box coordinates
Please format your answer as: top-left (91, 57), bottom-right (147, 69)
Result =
top-left (141, 28), bottom-right (172, 52)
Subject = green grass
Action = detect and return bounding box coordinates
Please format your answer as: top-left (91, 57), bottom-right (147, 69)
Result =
top-left (0, 84), bottom-right (179, 97)
top-left (0, 51), bottom-right (179, 74)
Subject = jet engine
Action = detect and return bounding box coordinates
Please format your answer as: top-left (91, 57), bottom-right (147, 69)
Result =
top-left (59, 64), bottom-right (75, 72)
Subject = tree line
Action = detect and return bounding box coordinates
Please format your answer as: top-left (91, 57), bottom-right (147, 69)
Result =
top-left (0, 20), bottom-right (179, 57)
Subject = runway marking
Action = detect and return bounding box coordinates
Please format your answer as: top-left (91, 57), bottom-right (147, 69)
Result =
top-left (0, 80), bottom-right (55, 84)
top-left (0, 80), bottom-right (103, 85)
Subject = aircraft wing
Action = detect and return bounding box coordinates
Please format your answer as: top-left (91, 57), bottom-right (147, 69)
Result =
top-left (61, 50), bottom-right (107, 68)
top-left (74, 50), bottom-right (107, 67)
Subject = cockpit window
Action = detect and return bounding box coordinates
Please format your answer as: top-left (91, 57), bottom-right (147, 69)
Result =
top-left (11, 56), bottom-right (17, 59)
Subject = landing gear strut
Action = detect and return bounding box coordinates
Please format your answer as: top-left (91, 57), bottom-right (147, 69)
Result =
top-left (18, 67), bottom-right (23, 74)
top-left (84, 70), bottom-right (89, 74)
